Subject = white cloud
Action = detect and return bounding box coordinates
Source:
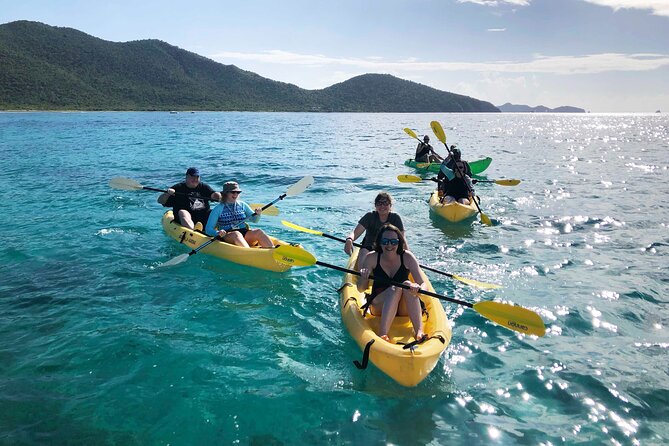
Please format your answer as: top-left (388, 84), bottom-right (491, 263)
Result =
top-left (456, 0), bottom-right (669, 17)
top-left (212, 50), bottom-right (669, 75)
top-left (457, 0), bottom-right (530, 5)
top-left (487, 28), bottom-right (507, 31)
top-left (581, 0), bottom-right (669, 17)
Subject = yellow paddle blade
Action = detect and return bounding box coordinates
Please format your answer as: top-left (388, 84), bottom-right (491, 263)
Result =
top-left (496, 179), bottom-right (521, 186)
top-left (480, 213), bottom-right (493, 226)
top-left (404, 127), bottom-right (418, 139)
top-left (473, 301), bottom-right (546, 337)
top-left (451, 274), bottom-right (502, 290)
top-left (430, 121), bottom-right (447, 144)
top-left (397, 174), bottom-right (423, 183)
top-left (272, 245), bottom-right (317, 267)
top-left (281, 220), bottom-right (323, 236)
top-left (109, 177), bottom-right (143, 190)
top-left (250, 204), bottom-right (279, 216)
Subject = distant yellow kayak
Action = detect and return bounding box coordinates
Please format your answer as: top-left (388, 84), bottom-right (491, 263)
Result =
top-left (339, 248), bottom-right (452, 387)
top-left (161, 211), bottom-right (294, 272)
top-left (429, 191), bottom-right (479, 223)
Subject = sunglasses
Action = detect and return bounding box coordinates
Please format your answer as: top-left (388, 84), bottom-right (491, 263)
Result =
top-left (230, 191), bottom-right (242, 195)
top-left (375, 201), bottom-right (391, 206)
top-left (381, 238), bottom-right (399, 246)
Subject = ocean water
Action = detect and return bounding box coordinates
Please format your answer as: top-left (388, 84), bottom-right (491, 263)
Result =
top-left (0, 111), bottom-right (667, 445)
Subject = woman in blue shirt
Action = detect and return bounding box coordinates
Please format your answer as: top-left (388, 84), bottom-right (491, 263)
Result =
top-left (205, 181), bottom-right (274, 248)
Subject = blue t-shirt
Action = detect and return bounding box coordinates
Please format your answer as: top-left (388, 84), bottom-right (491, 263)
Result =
top-left (205, 201), bottom-right (260, 235)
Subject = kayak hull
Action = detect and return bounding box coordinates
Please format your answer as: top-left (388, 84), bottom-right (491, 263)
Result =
top-left (404, 157), bottom-right (492, 175)
top-left (339, 249), bottom-right (452, 387)
top-left (161, 211), bottom-right (293, 272)
top-left (429, 191), bottom-right (479, 223)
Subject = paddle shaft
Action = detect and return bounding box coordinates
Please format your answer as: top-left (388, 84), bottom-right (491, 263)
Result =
top-left (326, 232), bottom-right (461, 281)
top-left (405, 129), bottom-right (443, 160)
top-left (401, 175), bottom-right (516, 187)
top-left (318, 259), bottom-right (473, 308)
top-left (148, 185), bottom-right (219, 202)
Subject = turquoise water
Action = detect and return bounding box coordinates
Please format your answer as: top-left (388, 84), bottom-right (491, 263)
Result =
top-left (1, 111), bottom-right (668, 445)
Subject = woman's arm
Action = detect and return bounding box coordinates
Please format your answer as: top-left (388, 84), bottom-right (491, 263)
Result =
top-left (242, 202), bottom-right (261, 223)
top-left (357, 252), bottom-right (374, 292)
top-left (205, 206), bottom-right (222, 236)
top-left (404, 251), bottom-right (425, 291)
top-left (345, 223), bottom-right (366, 255)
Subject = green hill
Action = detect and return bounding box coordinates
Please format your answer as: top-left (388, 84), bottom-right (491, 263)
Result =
top-left (0, 21), bottom-right (499, 112)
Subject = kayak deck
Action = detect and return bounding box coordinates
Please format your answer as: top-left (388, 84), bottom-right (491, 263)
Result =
top-left (428, 191), bottom-right (479, 223)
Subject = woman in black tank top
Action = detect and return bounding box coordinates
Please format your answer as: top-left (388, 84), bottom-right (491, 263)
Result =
top-left (357, 223), bottom-right (426, 343)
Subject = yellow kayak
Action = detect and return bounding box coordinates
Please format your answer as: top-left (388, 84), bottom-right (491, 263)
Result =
top-left (429, 191), bottom-right (479, 223)
top-left (161, 211), bottom-right (294, 272)
top-left (339, 248), bottom-right (452, 387)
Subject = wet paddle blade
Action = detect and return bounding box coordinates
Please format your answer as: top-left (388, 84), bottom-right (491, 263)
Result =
top-left (397, 174), bottom-right (423, 183)
top-left (286, 175), bottom-right (314, 196)
top-left (430, 121), bottom-right (447, 144)
top-left (451, 274), bottom-right (502, 290)
top-left (473, 301), bottom-right (546, 337)
top-left (403, 128), bottom-right (418, 139)
top-left (496, 179), bottom-right (521, 186)
top-left (109, 177), bottom-right (144, 191)
top-left (480, 213), bottom-right (493, 226)
top-left (272, 245), bottom-right (317, 267)
top-left (250, 203), bottom-right (279, 216)
top-left (281, 220), bottom-right (323, 236)
top-left (158, 253), bottom-right (189, 268)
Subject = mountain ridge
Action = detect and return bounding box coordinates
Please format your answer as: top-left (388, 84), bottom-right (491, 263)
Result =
top-left (0, 21), bottom-right (499, 112)
top-left (497, 102), bottom-right (585, 113)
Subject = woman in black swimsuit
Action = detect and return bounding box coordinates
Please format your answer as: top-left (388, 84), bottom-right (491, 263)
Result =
top-left (357, 223), bottom-right (426, 343)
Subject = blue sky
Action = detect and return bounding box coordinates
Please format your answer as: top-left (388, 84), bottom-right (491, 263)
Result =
top-left (2, 0), bottom-right (668, 112)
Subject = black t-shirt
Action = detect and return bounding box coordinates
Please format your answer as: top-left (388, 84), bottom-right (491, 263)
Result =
top-left (358, 211), bottom-right (404, 249)
top-left (415, 142), bottom-right (433, 161)
top-left (164, 182), bottom-right (215, 223)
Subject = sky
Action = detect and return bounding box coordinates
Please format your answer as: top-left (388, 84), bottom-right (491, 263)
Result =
top-left (2, 0), bottom-right (669, 112)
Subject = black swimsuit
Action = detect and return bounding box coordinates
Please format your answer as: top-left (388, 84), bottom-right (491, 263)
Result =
top-left (370, 251), bottom-right (410, 297)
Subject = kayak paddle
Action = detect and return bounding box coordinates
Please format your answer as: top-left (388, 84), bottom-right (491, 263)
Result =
top-left (158, 175), bottom-right (314, 267)
top-left (108, 177), bottom-right (279, 215)
top-left (398, 174), bottom-right (520, 187)
top-left (281, 219), bottom-right (501, 290)
top-left (404, 127), bottom-right (444, 162)
top-left (272, 245), bottom-right (545, 337)
top-left (430, 121), bottom-right (493, 226)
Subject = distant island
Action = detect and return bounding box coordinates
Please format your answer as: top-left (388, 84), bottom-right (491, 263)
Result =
top-left (0, 20), bottom-right (499, 113)
top-left (497, 103), bottom-right (585, 113)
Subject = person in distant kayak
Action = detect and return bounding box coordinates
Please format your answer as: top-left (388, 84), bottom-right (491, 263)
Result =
top-left (357, 223), bottom-right (426, 343)
top-left (344, 192), bottom-right (405, 269)
top-left (414, 135), bottom-right (443, 163)
top-left (437, 148), bottom-right (474, 204)
top-left (205, 181), bottom-right (274, 248)
top-left (158, 167), bottom-right (221, 230)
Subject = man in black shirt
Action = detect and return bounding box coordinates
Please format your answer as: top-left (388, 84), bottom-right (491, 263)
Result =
top-left (414, 135), bottom-right (443, 163)
top-left (157, 167), bottom-right (221, 229)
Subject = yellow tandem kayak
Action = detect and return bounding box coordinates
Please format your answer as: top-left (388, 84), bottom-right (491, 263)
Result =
top-left (339, 248), bottom-right (452, 387)
top-left (161, 210), bottom-right (294, 272)
top-left (429, 191), bottom-right (479, 223)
